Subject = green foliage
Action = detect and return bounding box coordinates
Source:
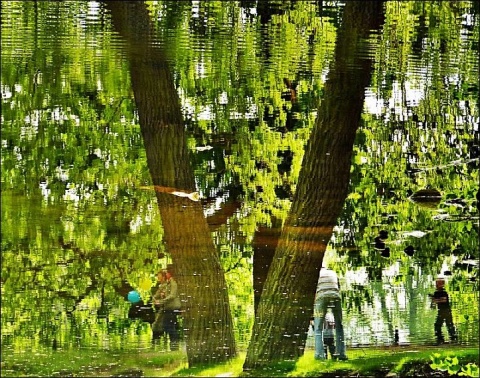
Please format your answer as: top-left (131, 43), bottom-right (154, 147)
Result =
top-left (1, 0), bottom-right (478, 365)
top-left (430, 353), bottom-right (480, 377)
top-left (459, 363), bottom-right (480, 378)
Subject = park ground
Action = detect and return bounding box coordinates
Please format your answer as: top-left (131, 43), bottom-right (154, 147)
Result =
top-left (1, 343), bottom-right (479, 377)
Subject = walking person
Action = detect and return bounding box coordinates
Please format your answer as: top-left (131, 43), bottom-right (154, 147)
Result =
top-left (314, 266), bottom-right (347, 360)
top-left (153, 266), bottom-right (182, 351)
top-left (430, 278), bottom-right (457, 345)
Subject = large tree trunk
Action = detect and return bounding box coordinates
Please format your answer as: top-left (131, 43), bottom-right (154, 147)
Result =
top-left (105, 1), bottom-right (236, 365)
top-left (243, 1), bottom-right (385, 369)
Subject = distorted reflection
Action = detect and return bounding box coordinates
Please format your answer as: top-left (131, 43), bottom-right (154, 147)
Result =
top-left (1, 0), bottom-right (478, 376)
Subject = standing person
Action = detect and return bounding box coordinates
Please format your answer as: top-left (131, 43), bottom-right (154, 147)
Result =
top-left (306, 317), bottom-right (315, 349)
top-left (314, 266), bottom-right (347, 360)
top-left (323, 313), bottom-right (336, 359)
top-left (151, 270), bottom-right (168, 342)
top-left (154, 266), bottom-right (181, 351)
top-left (430, 278), bottom-right (457, 345)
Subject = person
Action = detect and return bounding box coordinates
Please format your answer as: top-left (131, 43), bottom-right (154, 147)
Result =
top-left (306, 317), bottom-right (315, 349)
top-left (323, 313), bottom-right (336, 359)
top-left (153, 266), bottom-right (182, 351)
top-left (430, 278), bottom-right (457, 345)
top-left (314, 266), bottom-right (347, 360)
top-left (151, 270), bottom-right (168, 342)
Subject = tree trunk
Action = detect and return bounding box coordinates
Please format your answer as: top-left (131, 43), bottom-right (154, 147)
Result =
top-left (105, 1), bottom-right (236, 365)
top-left (243, 1), bottom-right (385, 369)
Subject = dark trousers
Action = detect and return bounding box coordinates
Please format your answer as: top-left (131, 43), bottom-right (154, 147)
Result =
top-left (163, 310), bottom-right (179, 350)
top-left (152, 310), bottom-right (165, 341)
top-left (324, 337), bottom-right (336, 359)
top-left (434, 309), bottom-right (456, 342)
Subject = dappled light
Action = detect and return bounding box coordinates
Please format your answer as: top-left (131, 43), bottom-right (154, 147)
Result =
top-left (1, 0), bottom-right (478, 376)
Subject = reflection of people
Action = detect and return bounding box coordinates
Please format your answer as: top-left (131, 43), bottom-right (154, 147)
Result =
top-left (430, 278), bottom-right (457, 345)
top-left (323, 313), bottom-right (336, 359)
top-left (151, 270), bottom-right (168, 341)
top-left (153, 266), bottom-right (181, 351)
top-left (306, 317), bottom-right (315, 349)
top-left (314, 267), bottom-right (347, 360)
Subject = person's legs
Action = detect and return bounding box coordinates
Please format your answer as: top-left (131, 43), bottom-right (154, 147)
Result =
top-left (151, 311), bottom-right (164, 342)
top-left (444, 311), bottom-right (457, 341)
top-left (331, 298), bottom-right (347, 359)
top-left (324, 338), bottom-right (335, 359)
top-left (170, 311), bottom-right (180, 350)
top-left (163, 310), bottom-right (179, 351)
top-left (434, 312), bottom-right (445, 343)
top-left (328, 339), bottom-right (336, 358)
top-left (314, 298), bottom-right (327, 359)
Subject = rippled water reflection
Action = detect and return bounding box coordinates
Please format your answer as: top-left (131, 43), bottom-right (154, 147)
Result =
top-left (1, 0), bottom-right (478, 368)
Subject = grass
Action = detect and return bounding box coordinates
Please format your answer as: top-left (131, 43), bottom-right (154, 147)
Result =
top-left (171, 354), bottom-right (245, 377)
top-left (0, 348), bottom-right (188, 377)
top-left (1, 344), bottom-right (478, 377)
top-left (294, 346), bottom-right (479, 377)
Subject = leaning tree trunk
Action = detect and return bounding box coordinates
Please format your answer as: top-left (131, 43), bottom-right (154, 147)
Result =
top-left (105, 1), bottom-right (236, 365)
top-left (243, 1), bottom-right (385, 369)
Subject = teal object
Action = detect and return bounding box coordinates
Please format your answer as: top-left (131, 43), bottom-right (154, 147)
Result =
top-left (127, 290), bottom-right (141, 304)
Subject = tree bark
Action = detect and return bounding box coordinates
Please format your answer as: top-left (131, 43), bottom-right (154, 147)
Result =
top-left (243, 1), bottom-right (385, 369)
top-left (105, 1), bottom-right (236, 365)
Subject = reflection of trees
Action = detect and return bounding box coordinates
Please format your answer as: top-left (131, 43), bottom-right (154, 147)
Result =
top-left (105, 1), bottom-right (236, 365)
top-left (372, 281), bottom-right (395, 342)
top-left (243, 1), bottom-right (385, 369)
top-left (405, 267), bottom-right (419, 340)
top-left (2, 0), bottom-right (478, 361)
top-left (252, 217), bottom-right (282, 314)
top-left (333, 1), bottom-right (480, 269)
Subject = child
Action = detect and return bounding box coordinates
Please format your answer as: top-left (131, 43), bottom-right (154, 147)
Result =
top-left (430, 278), bottom-right (457, 344)
top-left (305, 317), bottom-right (315, 349)
top-left (323, 315), bottom-right (336, 359)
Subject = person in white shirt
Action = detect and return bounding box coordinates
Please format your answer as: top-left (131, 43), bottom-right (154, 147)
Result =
top-left (314, 266), bottom-right (347, 360)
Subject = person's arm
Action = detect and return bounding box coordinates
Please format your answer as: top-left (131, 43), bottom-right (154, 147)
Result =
top-left (153, 285), bottom-right (165, 305)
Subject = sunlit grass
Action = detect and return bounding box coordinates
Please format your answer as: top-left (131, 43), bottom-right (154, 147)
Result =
top-left (293, 346), bottom-right (480, 377)
top-left (172, 352), bottom-right (246, 377)
top-left (1, 345), bottom-right (478, 377)
top-left (0, 348), bottom-right (188, 377)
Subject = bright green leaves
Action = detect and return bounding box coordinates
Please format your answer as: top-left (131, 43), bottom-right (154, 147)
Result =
top-left (430, 353), bottom-right (479, 377)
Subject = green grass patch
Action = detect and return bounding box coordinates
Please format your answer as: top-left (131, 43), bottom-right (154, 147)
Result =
top-left (1, 345), bottom-right (478, 377)
top-left (172, 353), bottom-right (245, 377)
top-left (293, 346), bottom-right (479, 377)
top-left (0, 348), bottom-right (188, 377)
